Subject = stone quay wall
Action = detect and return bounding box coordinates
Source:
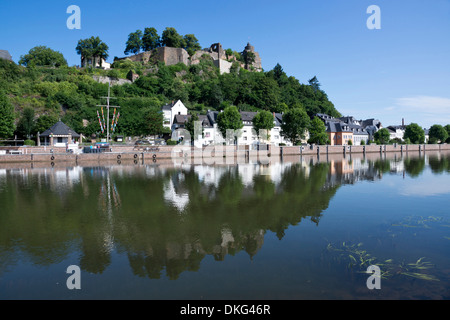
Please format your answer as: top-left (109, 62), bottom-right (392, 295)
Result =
top-left (0, 144), bottom-right (448, 165)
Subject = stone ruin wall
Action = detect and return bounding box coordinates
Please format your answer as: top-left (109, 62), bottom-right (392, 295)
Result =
top-left (117, 42), bottom-right (262, 73)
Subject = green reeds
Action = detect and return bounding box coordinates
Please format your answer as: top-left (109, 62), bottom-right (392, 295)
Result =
top-left (326, 242), bottom-right (439, 281)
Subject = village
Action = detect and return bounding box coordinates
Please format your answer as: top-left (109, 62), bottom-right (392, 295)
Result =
top-left (0, 43), bottom-right (446, 159)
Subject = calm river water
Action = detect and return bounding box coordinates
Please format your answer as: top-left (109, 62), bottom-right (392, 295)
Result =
top-left (0, 151), bottom-right (449, 300)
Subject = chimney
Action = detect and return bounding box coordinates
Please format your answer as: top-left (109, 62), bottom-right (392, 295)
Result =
top-left (402, 118), bottom-right (404, 127)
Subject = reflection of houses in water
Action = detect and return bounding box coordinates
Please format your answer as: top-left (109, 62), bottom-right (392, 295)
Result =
top-left (163, 226), bottom-right (265, 263)
top-left (325, 157), bottom-right (379, 188)
top-left (0, 167), bottom-right (84, 195)
top-left (163, 176), bottom-right (190, 212)
top-left (194, 165), bottom-right (225, 187)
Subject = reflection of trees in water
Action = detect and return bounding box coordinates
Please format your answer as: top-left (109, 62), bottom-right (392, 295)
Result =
top-left (403, 156), bottom-right (426, 177)
top-left (0, 152), bottom-right (447, 279)
top-left (427, 153), bottom-right (450, 174)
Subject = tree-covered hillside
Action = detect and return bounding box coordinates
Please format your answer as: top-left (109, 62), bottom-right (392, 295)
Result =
top-left (0, 48), bottom-right (341, 140)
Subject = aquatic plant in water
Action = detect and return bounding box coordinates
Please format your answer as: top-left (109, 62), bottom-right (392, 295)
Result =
top-left (326, 242), bottom-right (439, 282)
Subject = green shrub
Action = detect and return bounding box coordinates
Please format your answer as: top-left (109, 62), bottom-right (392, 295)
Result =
top-left (167, 139), bottom-right (177, 145)
top-left (24, 139), bottom-right (36, 146)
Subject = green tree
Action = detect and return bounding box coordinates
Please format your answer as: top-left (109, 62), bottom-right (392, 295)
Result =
top-left (404, 123), bottom-right (425, 144)
top-left (142, 27), bottom-right (161, 51)
top-left (217, 105), bottom-right (243, 144)
top-left (161, 27), bottom-right (185, 48)
top-left (124, 30), bottom-right (143, 55)
top-left (373, 128), bottom-right (390, 144)
top-left (17, 107), bottom-right (36, 139)
top-left (76, 36), bottom-right (109, 67)
top-left (183, 34), bottom-right (201, 56)
top-left (271, 63), bottom-right (288, 86)
top-left (225, 48), bottom-right (233, 60)
top-left (445, 124), bottom-right (450, 143)
top-left (0, 92), bottom-right (15, 139)
top-left (35, 115), bottom-right (58, 135)
top-left (19, 46), bottom-right (67, 68)
top-left (144, 107), bottom-right (164, 137)
top-left (308, 116), bottom-right (328, 145)
top-left (253, 110), bottom-right (275, 140)
top-left (185, 113), bottom-right (203, 143)
top-left (428, 124), bottom-right (448, 144)
top-left (308, 76), bottom-right (321, 93)
top-left (281, 107), bottom-right (310, 145)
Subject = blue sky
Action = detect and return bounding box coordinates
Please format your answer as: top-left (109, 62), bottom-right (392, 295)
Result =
top-left (1, 0), bottom-right (449, 128)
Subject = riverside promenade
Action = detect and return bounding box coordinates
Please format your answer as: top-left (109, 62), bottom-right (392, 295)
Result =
top-left (0, 143), bottom-right (449, 166)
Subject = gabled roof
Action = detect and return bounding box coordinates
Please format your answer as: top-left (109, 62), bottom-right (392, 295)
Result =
top-left (40, 121), bottom-right (80, 137)
top-left (162, 100), bottom-right (183, 111)
top-left (348, 124), bottom-right (369, 135)
top-left (173, 114), bottom-right (190, 124)
top-left (206, 111), bottom-right (219, 125)
top-left (240, 111), bottom-right (258, 122)
top-left (326, 121), bottom-right (352, 133)
top-left (162, 102), bottom-right (175, 111)
top-left (198, 115), bottom-right (213, 128)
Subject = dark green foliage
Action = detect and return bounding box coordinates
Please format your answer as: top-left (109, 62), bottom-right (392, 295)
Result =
top-left (24, 139), bottom-right (36, 146)
top-left (404, 123), bottom-right (425, 144)
top-left (19, 46), bottom-right (67, 68)
top-left (374, 128), bottom-right (390, 145)
top-left (0, 92), bottom-right (15, 138)
top-left (1, 46), bottom-right (342, 138)
top-left (445, 125), bottom-right (450, 143)
top-left (35, 115), bottom-right (58, 134)
top-left (183, 34), bottom-right (201, 56)
top-left (428, 124), bottom-right (448, 144)
top-left (217, 105), bottom-right (243, 140)
top-left (253, 110), bottom-right (275, 138)
top-left (76, 36), bottom-right (109, 67)
top-left (308, 116), bottom-right (329, 145)
top-left (124, 30), bottom-right (143, 55)
top-left (161, 27), bottom-right (185, 48)
top-left (17, 106), bottom-right (36, 139)
top-left (142, 27), bottom-right (161, 51)
top-left (280, 107), bottom-right (310, 145)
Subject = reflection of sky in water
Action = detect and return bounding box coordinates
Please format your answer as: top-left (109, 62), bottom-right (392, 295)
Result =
top-left (398, 174), bottom-right (450, 197)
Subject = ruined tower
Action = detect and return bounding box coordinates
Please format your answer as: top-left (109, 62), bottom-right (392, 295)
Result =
top-left (242, 43), bottom-right (262, 71)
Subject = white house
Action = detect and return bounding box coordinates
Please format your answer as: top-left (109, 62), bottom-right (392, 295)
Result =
top-left (162, 100), bottom-right (188, 129)
top-left (169, 109), bottom-right (297, 147)
top-left (386, 125), bottom-right (405, 141)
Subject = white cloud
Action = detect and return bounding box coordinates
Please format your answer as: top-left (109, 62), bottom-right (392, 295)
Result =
top-left (395, 96), bottom-right (450, 113)
top-left (391, 96), bottom-right (450, 127)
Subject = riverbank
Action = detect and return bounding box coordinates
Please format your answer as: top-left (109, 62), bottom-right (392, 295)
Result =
top-left (0, 143), bottom-right (448, 167)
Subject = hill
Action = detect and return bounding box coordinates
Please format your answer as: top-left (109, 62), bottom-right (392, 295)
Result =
top-left (0, 52), bottom-right (341, 140)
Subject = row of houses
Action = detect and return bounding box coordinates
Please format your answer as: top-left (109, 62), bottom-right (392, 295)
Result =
top-left (162, 100), bottom-right (292, 147)
top-left (315, 114), bottom-right (381, 146)
top-left (162, 100), bottom-right (388, 147)
top-left (35, 100), bottom-right (424, 148)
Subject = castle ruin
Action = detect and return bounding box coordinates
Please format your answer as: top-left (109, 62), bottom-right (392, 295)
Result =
top-left (116, 42), bottom-right (262, 74)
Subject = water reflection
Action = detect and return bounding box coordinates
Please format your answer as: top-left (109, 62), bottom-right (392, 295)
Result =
top-left (0, 151), bottom-right (449, 281)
